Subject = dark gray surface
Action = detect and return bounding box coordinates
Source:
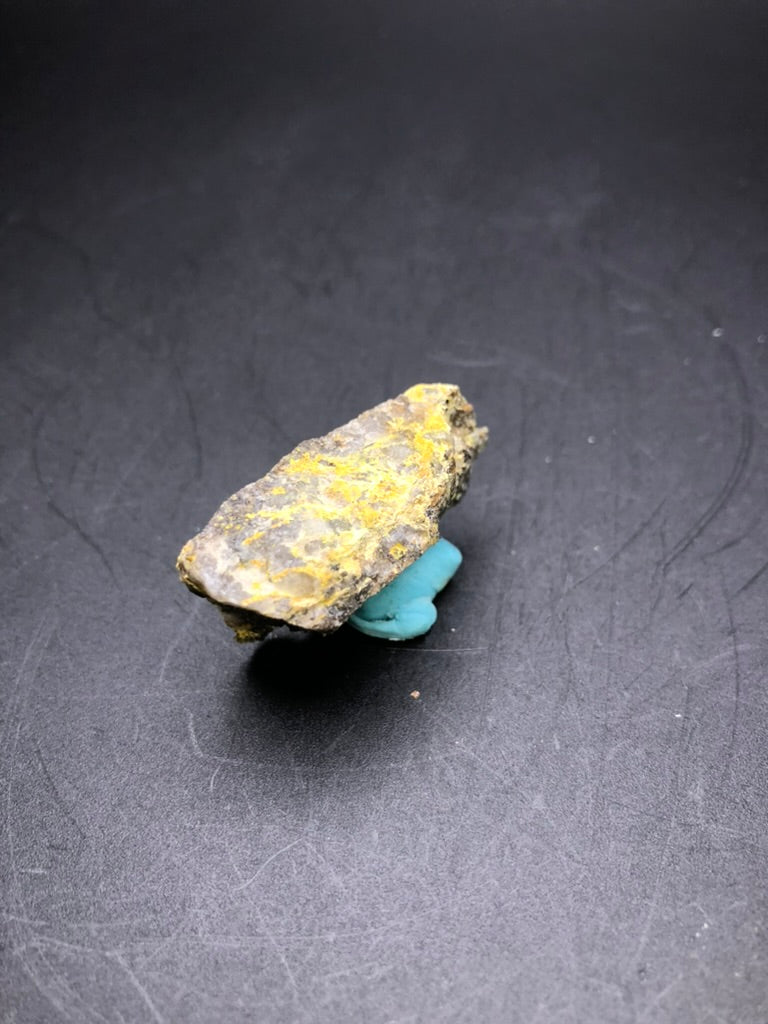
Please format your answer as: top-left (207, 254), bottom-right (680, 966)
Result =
top-left (2, 2), bottom-right (768, 1021)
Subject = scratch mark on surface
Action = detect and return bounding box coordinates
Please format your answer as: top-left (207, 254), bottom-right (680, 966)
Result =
top-left (109, 952), bottom-right (166, 1024)
top-left (625, 675), bottom-right (694, 974)
top-left (320, 723), bottom-right (357, 754)
top-left (662, 344), bottom-right (753, 572)
top-left (691, 901), bottom-right (713, 927)
top-left (171, 350), bottom-right (203, 482)
top-left (732, 556), bottom-right (768, 598)
top-left (33, 741), bottom-right (87, 843)
top-left (30, 404), bottom-right (118, 585)
top-left (386, 646), bottom-right (486, 654)
top-left (231, 838), bottom-right (303, 893)
top-left (4, 614), bottom-right (111, 1024)
top-left (92, 416), bottom-right (167, 516)
top-left (303, 840), bottom-right (350, 896)
top-left (46, 498), bottom-right (118, 584)
top-left (208, 762), bottom-right (224, 793)
top-left (559, 498), bottom-right (667, 600)
top-left (562, 610), bottom-right (588, 767)
top-left (689, 644), bottom-right (757, 673)
top-left (157, 602), bottom-right (202, 691)
top-left (254, 905), bottom-right (302, 1007)
top-left (28, 936), bottom-right (95, 956)
top-left (702, 535), bottom-right (745, 558)
top-left (12, 217), bottom-right (125, 335)
top-left (428, 351), bottom-right (504, 369)
top-left (429, 707), bottom-right (581, 866)
top-left (598, 254), bottom-right (719, 329)
top-left (721, 571), bottom-right (742, 784)
top-left (637, 974), bottom-right (684, 1022)
top-left (2, 913), bottom-right (49, 925)
top-left (315, 960), bottom-right (393, 982)
top-left (185, 710), bottom-right (205, 759)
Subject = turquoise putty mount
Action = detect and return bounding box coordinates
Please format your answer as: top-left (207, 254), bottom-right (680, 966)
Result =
top-left (348, 538), bottom-right (462, 640)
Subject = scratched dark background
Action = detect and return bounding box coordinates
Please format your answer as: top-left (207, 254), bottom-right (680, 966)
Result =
top-left (2, 1), bottom-right (768, 1021)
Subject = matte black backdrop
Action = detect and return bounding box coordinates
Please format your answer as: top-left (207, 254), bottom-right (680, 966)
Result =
top-left (2, 2), bottom-right (767, 1021)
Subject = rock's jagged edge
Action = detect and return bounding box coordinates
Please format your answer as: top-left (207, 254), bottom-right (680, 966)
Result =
top-left (176, 383), bottom-right (488, 641)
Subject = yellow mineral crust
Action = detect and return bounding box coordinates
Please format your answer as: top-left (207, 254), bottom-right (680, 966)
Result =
top-left (176, 383), bottom-right (487, 640)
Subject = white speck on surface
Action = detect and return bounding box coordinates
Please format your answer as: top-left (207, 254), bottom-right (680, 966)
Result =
top-left (674, 713), bottom-right (683, 718)
top-left (758, 334), bottom-right (766, 344)
top-left (587, 435), bottom-right (596, 444)
top-left (450, 627), bottom-right (456, 632)
top-left (712, 327), bottom-right (723, 337)
top-left (593, 545), bottom-right (600, 552)
top-left (544, 455), bottom-right (552, 464)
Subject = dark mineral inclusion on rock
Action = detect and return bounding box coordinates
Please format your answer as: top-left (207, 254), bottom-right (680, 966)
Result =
top-left (176, 383), bottom-right (488, 641)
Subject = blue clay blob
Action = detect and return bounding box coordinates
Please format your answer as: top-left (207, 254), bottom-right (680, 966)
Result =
top-left (348, 538), bottom-right (462, 640)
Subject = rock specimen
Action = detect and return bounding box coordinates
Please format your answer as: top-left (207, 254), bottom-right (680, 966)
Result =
top-left (176, 383), bottom-right (488, 641)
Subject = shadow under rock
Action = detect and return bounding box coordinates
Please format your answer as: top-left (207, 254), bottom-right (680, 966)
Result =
top-left (233, 626), bottom-right (433, 771)
top-left (243, 626), bottom-right (403, 705)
